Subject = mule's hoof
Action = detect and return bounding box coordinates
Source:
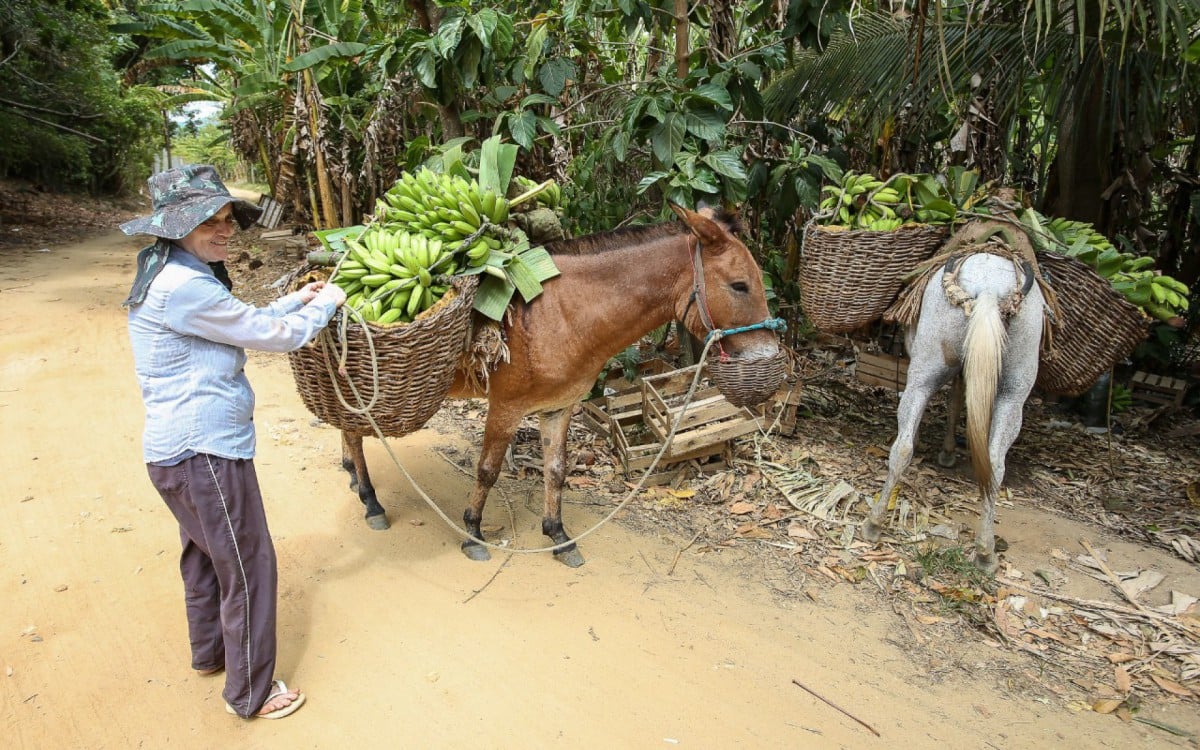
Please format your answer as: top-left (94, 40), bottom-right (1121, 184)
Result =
top-left (937, 451), bottom-right (957, 468)
top-left (461, 541), bottom-right (491, 562)
top-left (554, 546), bottom-right (585, 568)
top-left (365, 513), bottom-right (389, 531)
top-left (861, 520), bottom-right (884, 543)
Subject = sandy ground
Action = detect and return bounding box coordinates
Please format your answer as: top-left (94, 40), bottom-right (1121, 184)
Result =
top-left (2, 229), bottom-right (1199, 750)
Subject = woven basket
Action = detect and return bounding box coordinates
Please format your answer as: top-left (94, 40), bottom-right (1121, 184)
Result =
top-left (1035, 252), bottom-right (1150, 397)
top-left (799, 224), bottom-right (948, 333)
top-left (708, 350), bottom-right (789, 407)
top-left (287, 272), bottom-right (479, 436)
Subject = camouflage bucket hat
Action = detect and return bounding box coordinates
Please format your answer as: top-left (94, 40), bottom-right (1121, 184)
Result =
top-left (119, 164), bottom-right (262, 240)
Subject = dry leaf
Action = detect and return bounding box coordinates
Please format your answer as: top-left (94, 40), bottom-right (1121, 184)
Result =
top-left (815, 565), bottom-right (839, 582)
top-left (1114, 666), bottom-right (1132, 694)
top-left (734, 523), bottom-right (772, 539)
top-left (1149, 674), bottom-right (1195, 697)
top-left (1092, 699), bottom-right (1122, 714)
top-left (728, 501), bottom-right (756, 515)
top-left (786, 521), bottom-right (817, 540)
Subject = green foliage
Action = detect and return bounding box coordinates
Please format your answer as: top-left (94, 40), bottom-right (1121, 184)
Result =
top-left (171, 124), bottom-right (240, 176)
top-left (0, 0), bottom-right (160, 191)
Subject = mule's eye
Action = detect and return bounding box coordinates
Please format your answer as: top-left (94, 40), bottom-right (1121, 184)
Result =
top-left (731, 281), bottom-right (750, 294)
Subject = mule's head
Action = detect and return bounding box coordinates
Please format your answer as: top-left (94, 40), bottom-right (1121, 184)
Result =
top-left (670, 204), bottom-right (786, 406)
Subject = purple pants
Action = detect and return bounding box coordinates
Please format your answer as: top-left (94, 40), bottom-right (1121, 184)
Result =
top-left (147, 454), bottom-right (278, 717)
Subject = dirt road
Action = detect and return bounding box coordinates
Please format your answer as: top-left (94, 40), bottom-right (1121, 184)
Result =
top-left (1, 230), bottom-right (1196, 749)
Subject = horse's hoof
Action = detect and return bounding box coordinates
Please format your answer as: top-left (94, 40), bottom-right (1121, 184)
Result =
top-left (937, 451), bottom-right (957, 468)
top-left (554, 546), bottom-right (585, 568)
top-left (365, 513), bottom-right (389, 531)
top-left (973, 550), bottom-right (999, 576)
top-left (461, 541), bottom-right (491, 562)
top-left (861, 520), bottom-right (884, 543)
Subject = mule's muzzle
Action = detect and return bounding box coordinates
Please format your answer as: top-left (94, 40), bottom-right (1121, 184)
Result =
top-left (709, 349), bottom-right (788, 407)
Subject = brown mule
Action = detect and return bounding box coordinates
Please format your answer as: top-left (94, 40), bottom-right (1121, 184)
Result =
top-left (341, 205), bottom-right (784, 565)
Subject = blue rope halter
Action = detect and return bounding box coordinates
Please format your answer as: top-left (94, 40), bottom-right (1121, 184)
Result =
top-left (704, 316), bottom-right (788, 345)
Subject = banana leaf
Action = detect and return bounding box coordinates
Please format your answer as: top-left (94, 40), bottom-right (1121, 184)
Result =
top-left (506, 256), bottom-right (543, 303)
top-left (472, 275), bottom-right (516, 321)
top-left (478, 135), bottom-right (517, 197)
top-left (312, 224), bottom-right (366, 256)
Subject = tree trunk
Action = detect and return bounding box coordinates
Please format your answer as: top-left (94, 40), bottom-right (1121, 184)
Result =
top-left (1044, 74), bottom-right (1110, 227)
top-left (302, 67), bottom-right (339, 230)
top-left (1043, 4), bottom-right (1111, 228)
top-left (674, 0), bottom-right (689, 80)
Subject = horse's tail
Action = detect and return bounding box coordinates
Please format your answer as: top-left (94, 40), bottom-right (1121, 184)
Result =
top-left (963, 292), bottom-right (1007, 489)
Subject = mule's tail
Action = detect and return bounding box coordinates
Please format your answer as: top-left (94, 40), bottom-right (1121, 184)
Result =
top-left (963, 292), bottom-right (1006, 489)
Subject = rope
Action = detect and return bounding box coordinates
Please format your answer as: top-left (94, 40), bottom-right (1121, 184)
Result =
top-left (704, 317), bottom-right (788, 345)
top-left (316, 310), bottom-right (729, 556)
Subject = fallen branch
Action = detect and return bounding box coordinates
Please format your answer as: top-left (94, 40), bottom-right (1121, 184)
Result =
top-left (997, 576), bottom-right (1200, 641)
top-left (791, 678), bottom-right (880, 737)
top-left (463, 554), bottom-right (513, 604)
top-left (668, 528), bottom-right (705, 576)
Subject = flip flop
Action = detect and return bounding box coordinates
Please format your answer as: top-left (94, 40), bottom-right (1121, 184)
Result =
top-left (196, 665), bottom-right (224, 676)
top-left (225, 679), bottom-right (306, 719)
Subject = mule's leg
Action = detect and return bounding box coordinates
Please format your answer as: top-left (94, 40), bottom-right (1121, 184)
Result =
top-left (538, 408), bottom-right (584, 568)
top-left (461, 411), bottom-right (521, 562)
top-left (863, 379), bottom-right (939, 542)
top-left (938, 375), bottom-right (965, 468)
top-left (341, 432), bottom-right (389, 530)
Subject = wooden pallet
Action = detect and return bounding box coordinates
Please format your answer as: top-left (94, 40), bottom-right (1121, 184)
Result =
top-left (1128, 371), bottom-right (1189, 408)
top-left (580, 383), bottom-right (729, 479)
top-left (856, 351), bottom-right (909, 391)
top-left (756, 383), bottom-right (803, 436)
top-left (641, 365), bottom-right (761, 455)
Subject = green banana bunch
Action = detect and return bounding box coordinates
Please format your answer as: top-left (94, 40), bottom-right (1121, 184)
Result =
top-left (1022, 208), bottom-right (1192, 321)
top-left (328, 227), bottom-right (457, 326)
top-left (379, 167), bottom-right (509, 242)
top-left (371, 167), bottom-right (530, 273)
top-left (511, 174), bottom-right (563, 210)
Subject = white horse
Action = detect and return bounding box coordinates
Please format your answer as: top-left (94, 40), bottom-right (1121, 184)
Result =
top-left (862, 252), bottom-right (1044, 574)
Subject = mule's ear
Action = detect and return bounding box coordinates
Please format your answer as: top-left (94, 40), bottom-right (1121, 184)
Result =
top-left (670, 203), bottom-right (730, 251)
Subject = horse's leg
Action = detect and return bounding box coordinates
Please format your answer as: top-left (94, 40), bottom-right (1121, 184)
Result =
top-left (863, 376), bottom-right (939, 542)
top-left (538, 408), bottom-right (584, 568)
top-left (341, 431), bottom-right (389, 530)
top-left (972, 391), bottom-right (1028, 574)
top-left (938, 375), bottom-right (965, 468)
top-left (461, 411), bottom-right (521, 562)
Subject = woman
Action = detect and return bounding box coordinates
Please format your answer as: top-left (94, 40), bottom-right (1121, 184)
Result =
top-left (122, 164), bottom-right (345, 719)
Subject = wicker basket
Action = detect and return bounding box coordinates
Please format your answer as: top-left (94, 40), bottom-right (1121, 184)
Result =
top-left (1035, 252), bottom-right (1150, 397)
top-left (799, 224), bottom-right (948, 333)
top-left (708, 350), bottom-right (789, 407)
top-left (287, 272), bottom-right (479, 436)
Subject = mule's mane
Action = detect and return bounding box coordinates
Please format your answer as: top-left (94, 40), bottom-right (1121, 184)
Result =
top-left (543, 208), bottom-right (743, 256)
top-left (543, 222), bottom-right (688, 256)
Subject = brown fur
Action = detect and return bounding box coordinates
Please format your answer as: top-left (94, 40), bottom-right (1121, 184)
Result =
top-left (342, 206), bottom-right (781, 565)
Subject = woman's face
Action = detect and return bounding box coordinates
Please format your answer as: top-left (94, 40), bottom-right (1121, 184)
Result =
top-left (178, 206), bottom-right (236, 263)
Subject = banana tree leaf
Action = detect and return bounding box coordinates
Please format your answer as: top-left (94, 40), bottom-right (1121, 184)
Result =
top-left (473, 275), bottom-right (516, 321)
top-left (312, 224), bottom-right (366, 254)
top-left (283, 42), bottom-right (368, 72)
top-left (506, 256), bottom-right (543, 303)
top-left (479, 135), bottom-right (517, 197)
top-left (516, 245), bottom-right (560, 283)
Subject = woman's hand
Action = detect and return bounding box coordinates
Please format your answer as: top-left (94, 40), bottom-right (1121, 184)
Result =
top-left (313, 283), bottom-right (347, 308)
top-left (298, 281), bottom-right (326, 304)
